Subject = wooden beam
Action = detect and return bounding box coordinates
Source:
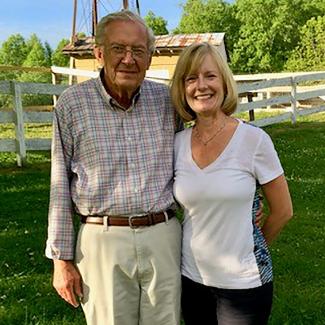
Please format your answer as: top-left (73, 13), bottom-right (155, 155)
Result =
top-left (11, 82), bottom-right (26, 167)
top-left (71, 0), bottom-right (78, 43)
top-left (123, 0), bottom-right (129, 10)
top-left (136, 0), bottom-right (140, 15)
top-left (92, 0), bottom-right (98, 36)
top-left (0, 65), bottom-right (50, 73)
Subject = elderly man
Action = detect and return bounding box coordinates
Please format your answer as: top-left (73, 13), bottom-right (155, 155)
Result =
top-left (46, 10), bottom-right (181, 325)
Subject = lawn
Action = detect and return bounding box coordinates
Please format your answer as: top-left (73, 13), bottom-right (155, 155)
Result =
top-left (0, 112), bottom-right (324, 324)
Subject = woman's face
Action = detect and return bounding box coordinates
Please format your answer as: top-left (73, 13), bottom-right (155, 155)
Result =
top-left (184, 54), bottom-right (225, 118)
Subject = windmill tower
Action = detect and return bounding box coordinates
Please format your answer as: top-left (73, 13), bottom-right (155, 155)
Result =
top-left (70, 0), bottom-right (140, 44)
top-left (123, 0), bottom-right (140, 14)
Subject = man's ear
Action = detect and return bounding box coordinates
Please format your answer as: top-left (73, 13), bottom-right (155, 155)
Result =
top-left (146, 53), bottom-right (153, 70)
top-left (94, 46), bottom-right (104, 66)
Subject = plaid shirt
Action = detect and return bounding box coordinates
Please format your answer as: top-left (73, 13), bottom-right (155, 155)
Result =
top-left (46, 75), bottom-right (176, 259)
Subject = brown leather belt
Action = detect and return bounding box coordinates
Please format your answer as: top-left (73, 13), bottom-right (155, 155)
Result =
top-left (80, 209), bottom-right (175, 228)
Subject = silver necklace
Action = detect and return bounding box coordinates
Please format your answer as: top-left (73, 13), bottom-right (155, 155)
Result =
top-left (194, 116), bottom-right (227, 146)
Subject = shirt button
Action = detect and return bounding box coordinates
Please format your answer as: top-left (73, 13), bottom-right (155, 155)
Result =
top-left (134, 188), bottom-right (138, 193)
top-left (127, 137), bottom-right (132, 142)
top-left (130, 163), bottom-right (136, 169)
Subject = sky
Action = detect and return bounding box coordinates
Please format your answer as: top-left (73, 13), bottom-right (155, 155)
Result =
top-left (0, 0), bottom-right (183, 49)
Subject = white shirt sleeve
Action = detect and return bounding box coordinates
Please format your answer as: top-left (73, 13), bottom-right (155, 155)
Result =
top-left (253, 131), bottom-right (284, 185)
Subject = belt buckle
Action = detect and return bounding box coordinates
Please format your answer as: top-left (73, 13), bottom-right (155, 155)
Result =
top-left (128, 215), bottom-right (138, 229)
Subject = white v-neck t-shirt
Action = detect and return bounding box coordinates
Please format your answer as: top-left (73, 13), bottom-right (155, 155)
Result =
top-left (173, 120), bottom-right (284, 289)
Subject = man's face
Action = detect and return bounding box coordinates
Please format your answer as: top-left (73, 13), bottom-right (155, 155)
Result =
top-left (95, 20), bottom-right (152, 100)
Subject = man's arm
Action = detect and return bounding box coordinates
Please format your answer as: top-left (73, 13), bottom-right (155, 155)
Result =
top-left (46, 101), bottom-right (82, 306)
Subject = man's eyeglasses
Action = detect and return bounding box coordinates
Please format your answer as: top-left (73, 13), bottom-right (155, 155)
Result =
top-left (108, 44), bottom-right (148, 59)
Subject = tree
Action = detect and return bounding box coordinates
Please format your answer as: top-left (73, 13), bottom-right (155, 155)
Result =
top-left (44, 41), bottom-right (53, 67)
top-left (144, 10), bottom-right (169, 35)
top-left (175, 0), bottom-right (239, 55)
top-left (23, 38), bottom-right (48, 69)
top-left (20, 36), bottom-right (51, 105)
top-left (25, 34), bottom-right (40, 55)
top-left (285, 16), bottom-right (325, 71)
top-left (0, 34), bottom-right (27, 66)
top-left (230, 0), bottom-right (277, 73)
top-left (231, 0), bottom-right (325, 73)
top-left (51, 39), bottom-right (70, 67)
top-left (0, 34), bottom-right (28, 108)
top-left (0, 34), bottom-right (28, 81)
top-left (177, 0), bottom-right (227, 33)
top-left (270, 0), bottom-right (325, 70)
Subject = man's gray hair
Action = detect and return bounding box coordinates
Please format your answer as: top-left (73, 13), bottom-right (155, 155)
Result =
top-left (95, 10), bottom-right (156, 54)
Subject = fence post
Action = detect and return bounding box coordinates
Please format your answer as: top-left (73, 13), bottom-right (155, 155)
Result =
top-left (290, 77), bottom-right (297, 124)
top-left (11, 81), bottom-right (26, 167)
top-left (247, 92), bottom-right (255, 121)
top-left (69, 57), bottom-right (75, 85)
top-left (51, 70), bottom-right (58, 106)
top-left (266, 78), bottom-right (271, 109)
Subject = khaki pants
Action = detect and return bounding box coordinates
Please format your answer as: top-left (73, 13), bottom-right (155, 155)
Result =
top-left (75, 217), bottom-right (182, 325)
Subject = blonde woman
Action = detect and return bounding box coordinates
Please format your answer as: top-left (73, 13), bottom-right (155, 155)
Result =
top-left (171, 43), bottom-right (293, 325)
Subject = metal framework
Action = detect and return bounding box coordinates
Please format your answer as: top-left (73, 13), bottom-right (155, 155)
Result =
top-left (71, 0), bottom-right (140, 42)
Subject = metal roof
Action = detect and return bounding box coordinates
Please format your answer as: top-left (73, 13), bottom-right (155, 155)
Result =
top-left (62, 37), bottom-right (95, 55)
top-left (155, 33), bottom-right (225, 49)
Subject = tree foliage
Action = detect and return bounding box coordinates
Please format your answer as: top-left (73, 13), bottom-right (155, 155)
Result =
top-left (231, 0), bottom-right (325, 73)
top-left (19, 35), bottom-right (52, 105)
top-left (44, 41), bottom-right (53, 67)
top-left (25, 34), bottom-right (40, 56)
top-left (177, 0), bottom-right (231, 33)
top-left (176, 0), bottom-right (325, 73)
top-left (51, 39), bottom-right (70, 67)
top-left (0, 34), bottom-right (27, 66)
top-left (23, 35), bottom-right (48, 69)
top-left (175, 0), bottom-right (239, 53)
top-left (144, 10), bottom-right (169, 35)
top-left (285, 16), bottom-right (325, 71)
top-left (0, 34), bottom-right (28, 82)
top-left (231, 0), bottom-right (279, 73)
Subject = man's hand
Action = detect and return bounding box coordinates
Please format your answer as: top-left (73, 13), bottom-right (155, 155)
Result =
top-left (53, 260), bottom-right (83, 307)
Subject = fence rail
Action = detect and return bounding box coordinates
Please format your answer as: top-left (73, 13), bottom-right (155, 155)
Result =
top-left (1, 70), bottom-right (325, 166)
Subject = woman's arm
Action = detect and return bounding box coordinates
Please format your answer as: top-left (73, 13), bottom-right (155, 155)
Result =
top-left (261, 174), bottom-right (293, 245)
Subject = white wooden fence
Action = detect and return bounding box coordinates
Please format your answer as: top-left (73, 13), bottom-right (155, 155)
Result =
top-left (0, 81), bottom-right (67, 166)
top-left (0, 70), bottom-right (325, 166)
top-left (235, 71), bottom-right (325, 126)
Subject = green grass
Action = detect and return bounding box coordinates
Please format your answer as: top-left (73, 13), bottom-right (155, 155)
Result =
top-left (0, 112), bottom-right (324, 324)
top-left (263, 113), bottom-right (325, 325)
top-left (0, 123), bottom-right (52, 139)
top-left (0, 151), bottom-right (86, 324)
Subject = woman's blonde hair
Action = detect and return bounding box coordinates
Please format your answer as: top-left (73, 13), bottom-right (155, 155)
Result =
top-left (170, 42), bottom-right (238, 122)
